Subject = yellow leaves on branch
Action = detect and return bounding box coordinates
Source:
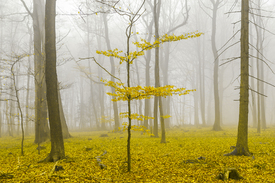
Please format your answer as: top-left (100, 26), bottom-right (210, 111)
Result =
top-left (133, 31), bottom-right (203, 50)
top-left (96, 49), bottom-right (144, 64)
top-left (102, 80), bottom-right (195, 101)
top-left (96, 31), bottom-right (203, 64)
top-left (100, 116), bottom-right (114, 123)
top-left (119, 112), bottom-right (154, 120)
top-left (161, 115), bottom-right (171, 119)
top-left (120, 122), bottom-right (152, 135)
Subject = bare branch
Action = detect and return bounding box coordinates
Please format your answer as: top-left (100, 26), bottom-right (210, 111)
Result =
top-left (20, 0), bottom-right (33, 18)
top-left (166, 0), bottom-right (189, 35)
top-left (215, 41), bottom-right (240, 62)
top-left (249, 75), bottom-right (275, 88)
top-left (249, 20), bottom-right (275, 36)
top-left (219, 57), bottom-right (240, 67)
top-left (249, 54), bottom-right (275, 74)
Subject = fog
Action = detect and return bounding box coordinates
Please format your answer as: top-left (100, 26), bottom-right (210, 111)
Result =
top-left (2, 0), bottom-right (275, 181)
top-left (1, 0), bottom-right (275, 134)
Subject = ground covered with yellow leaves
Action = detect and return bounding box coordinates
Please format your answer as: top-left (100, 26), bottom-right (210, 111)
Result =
top-left (0, 126), bottom-right (275, 182)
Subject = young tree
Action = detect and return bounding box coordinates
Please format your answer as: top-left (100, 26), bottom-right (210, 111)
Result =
top-left (94, 12), bottom-right (201, 175)
top-left (11, 57), bottom-right (25, 156)
top-left (42, 0), bottom-right (65, 162)
top-left (225, 0), bottom-right (250, 156)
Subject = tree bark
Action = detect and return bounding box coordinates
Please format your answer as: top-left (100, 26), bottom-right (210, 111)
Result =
top-left (211, 0), bottom-right (222, 131)
top-left (142, 9), bottom-right (154, 129)
top-left (225, 0), bottom-right (250, 156)
top-left (26, 0), bottom-right (50, 144)
top-left (42, 0), bottom-right (65, 162)
top-left (153, 0), bottom-right (161, 138)
top-left (249, 22), bottom-right (257, 128)
top-left (102, 13), bottom-right (120, 130)
top-left (58, 86), bottom-right (71, 138)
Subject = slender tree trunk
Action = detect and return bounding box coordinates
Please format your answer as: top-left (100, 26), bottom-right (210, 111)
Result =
top-left (200, 36), bottom-right (206, 126)
top-left (10, 79), bottom-right (14, 136)
top-left (257, 1), bottom-right (266, 129)
top-left (11, 60), bottom-right (25, 156)
top-left (42, 0), bottom-right (65, 162)
top-left (25, 25), bottom-right (33, 136)
top-left (103, 13), bottom-right (120, 130)
top-left (6, 101), bottom-right (11, 136)
top-left (30, 0), bottom-right (50, 144)
top-left (143, 20), bottom-right (153, 129)
top-left (193, 67), bottom-right (200, 126)
top-left (162, 43), bottom-right (171, 128)
top-left (159, 98), bottom-right (166, 143)
top-left (249, 22), bottom-right (257, 128)
top-left (225, 0), bottom-right (250, 156)
top-left (211, 1), bottom-right (222, 131)
top-left (0, 6), bottom-right (2, 137)
top-left (153, 0), bottom-right (161, 138)
top-left (58, 86), bottom-right (71, 138)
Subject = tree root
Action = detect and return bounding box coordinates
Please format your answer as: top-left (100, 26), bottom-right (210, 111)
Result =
top-left (38, 152), bottom-right (64, 163)
top-left (224, 147), bottom-right (251, 156)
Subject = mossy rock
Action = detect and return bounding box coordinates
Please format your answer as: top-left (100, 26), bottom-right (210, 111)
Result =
top-left (216, 168), bottom-right (244, 181)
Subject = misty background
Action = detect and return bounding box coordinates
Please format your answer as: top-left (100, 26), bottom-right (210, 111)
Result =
top-left (1, 0), bottom-right (275, 134)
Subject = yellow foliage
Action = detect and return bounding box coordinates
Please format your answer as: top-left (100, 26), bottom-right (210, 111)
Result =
top-left (119, 112), bottom-right (154, 120)
top-left (100, 116), bottom-right (114, 123)
top-left (96, 32), bottom-right (203, 65)
top-left (1, 127), bottom-right (275, 182)
top-left (133, 31), bottom-right (203, 50)
top-left (101, 80), bottom-right (195, 101)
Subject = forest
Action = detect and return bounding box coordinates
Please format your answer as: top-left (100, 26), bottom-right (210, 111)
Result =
top-left (0, 0), bottom-right (275, 182)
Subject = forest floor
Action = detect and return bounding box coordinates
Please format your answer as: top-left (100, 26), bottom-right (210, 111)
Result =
top-left (0, 126), bottom-right (275, 182)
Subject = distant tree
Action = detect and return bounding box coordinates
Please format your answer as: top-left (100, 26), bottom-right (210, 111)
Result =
top-left (141, 1), bottom-right (154, 129)
top-left (102, 7), bottom-right (120, 130)
top-left (41, 0), bottom-right (65, 162)
top-left (200, 0), bottom-right (224, 130)
top-left (21, 0), bottom-right (50, 143)
top-left (153, 0), bottom-right (161, 138)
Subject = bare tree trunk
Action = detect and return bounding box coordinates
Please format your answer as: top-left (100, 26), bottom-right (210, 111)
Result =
top-left (153, 0), bottom-right (161, 138)
top-left (257, 1), bottom-right (266, 129)
top-left (58, 86), bottom-right (71, 138)
top-left (249, 22), bottom-right (257, 128)
top-left (102, 13), bottom-right (120, 130)
top-left (199, 36), bottom-right (206, 126)
top-left (162, 43), bottom-right (171, 128)
top-left (25, 25), bottom-right (33, 136)
top-left (142, 12), bottom-right (153, 129)
top-left (91, 84), bottom-right (100, 129)
top-left (11, 59), bottom-right (25, 156)
top-left (225, 0), bottom-right (250, 156)
top-left (159, 98), bottom-right (166, 143)
top-left (22, 0), bottom-right (50, 143)
top-left (6, 101), bottom-right (12, 136)
top-left (10, 79), bottom-right (15, 136)
top-left (211, 0), bottom-right (222, 131)
top-left (41, 0), bottom-right (65, 162)
top-left (0, 6), bottom-right (2, 137)
top-left (193, 67), bottom-right (200, 126)
top-left (79, 76), bottom-right (85, 129)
